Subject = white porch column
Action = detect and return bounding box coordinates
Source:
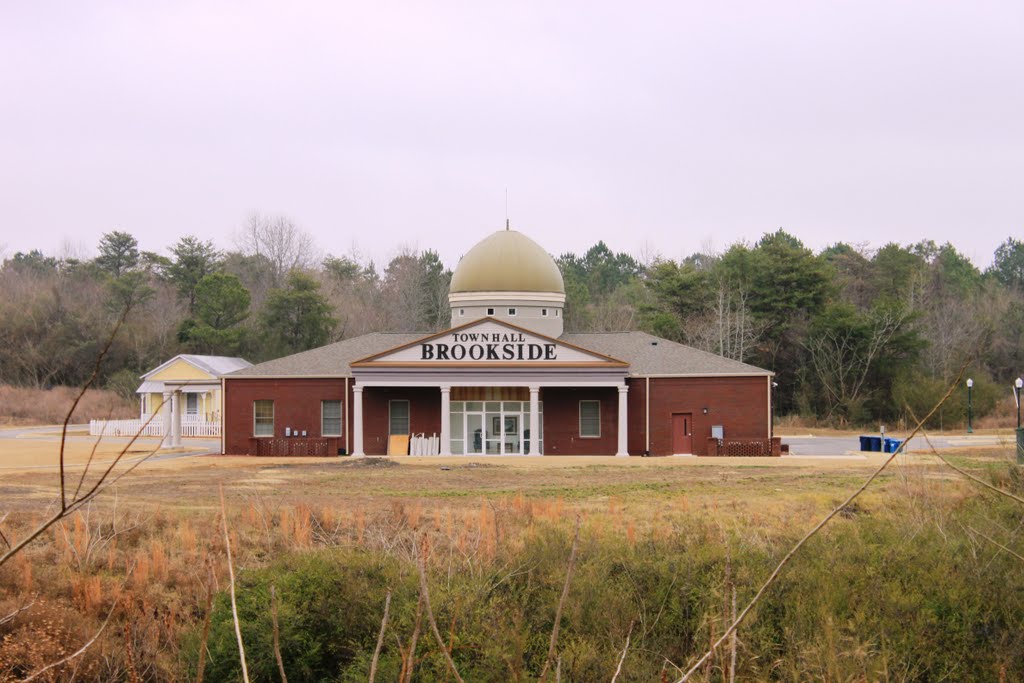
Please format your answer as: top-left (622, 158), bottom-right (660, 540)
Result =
top-left (170, 390), bottom-right (183, 448)
top-left (529, 385), bottom-right (541, 456)
top-left (161, 391), bottom-right (173, 449)
top-left (616, 384), bottom-right (629, 457)
top-left (439, 385), bottom-right (451, 456)
top-left (351, 385), bottom-right (365, 457)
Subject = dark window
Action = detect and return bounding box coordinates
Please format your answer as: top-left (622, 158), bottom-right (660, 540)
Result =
top-left (579, 400), bottom-right (600, 438)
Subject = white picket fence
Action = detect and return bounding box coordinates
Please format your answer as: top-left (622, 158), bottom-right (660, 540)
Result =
top-left (88, 416), bottom-right (221, 438)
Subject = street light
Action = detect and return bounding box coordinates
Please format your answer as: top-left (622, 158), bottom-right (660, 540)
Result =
top-left (1016, 377), bottom-right (1023, 430)
top-left (1016, 378), bottom-right (1023, 466)
top-left (966, 378), bottom-right (973, 434)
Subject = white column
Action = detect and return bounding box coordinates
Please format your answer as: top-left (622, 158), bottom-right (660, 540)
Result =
top-left (161, 391), bottom-right (173, 448)
top-left (616, 384), bottom-right (629, 457)
top-left (352, 385), bottom-right (365, 456)
top-left (170, 390), bottom-right (183, 448)
top-left (439, 385), bottom-right (451, 456)
top-left (529, 386), bottom-right (541, 456)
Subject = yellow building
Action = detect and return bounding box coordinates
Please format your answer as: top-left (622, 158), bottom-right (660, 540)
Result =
top-left (137, 354), bottom-right (252, 425)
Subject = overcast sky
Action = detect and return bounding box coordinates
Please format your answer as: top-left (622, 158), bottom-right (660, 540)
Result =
top-left (1, 1), bottom-right (1021, 269)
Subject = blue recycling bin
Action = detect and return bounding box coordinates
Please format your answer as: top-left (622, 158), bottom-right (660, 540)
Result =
top-left (859, 436), bottom-right (871, 452)
top-left (884, 438), bottom-right (902, 453)
top-left (868, 436), bottom-right (882, 452)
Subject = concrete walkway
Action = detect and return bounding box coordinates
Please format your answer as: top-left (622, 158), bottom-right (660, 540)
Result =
top-left (782, 432), bottom-right (1012, 456)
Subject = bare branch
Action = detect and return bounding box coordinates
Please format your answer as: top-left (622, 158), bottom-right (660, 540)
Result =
top-left (416, 539), bottom-right (465, 683)
top-left (21, 589), bottom-right (120, 679)
top-left (368, 589), bottom-right (392, 683)
top-left (0, 600), bottom-right (34, 627)
top-left (271, 585), bottom-right (288, 683)
top-left (196, 559), bottom-right (216, 683)
top-left (539, 516), bottom-right (581, 681)
top-left (220, 483), bottom-right (250, 683)
top-left (967, 526), bottom-right (1024, 564)
top-left (610, 619), bottom-right (634, 683)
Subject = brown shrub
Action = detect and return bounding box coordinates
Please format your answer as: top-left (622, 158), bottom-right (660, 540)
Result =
top-left (0, 384), bottom-right (135, 426)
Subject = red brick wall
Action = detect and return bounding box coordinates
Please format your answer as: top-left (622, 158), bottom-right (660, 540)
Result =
top-left (224, 375), bottom-right (769, 457)
top-left (361, 387), bottom-right (441, 455)
top-left (625, 376), bottom-right (770, 456)
top-left (541, 387), bottom-right (619, 455)
top-left (223, 378), bottom-right (349, 455)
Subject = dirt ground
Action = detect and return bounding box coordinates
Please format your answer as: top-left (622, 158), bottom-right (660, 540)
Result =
top-left (0, 425), bottom-right (1015, 524)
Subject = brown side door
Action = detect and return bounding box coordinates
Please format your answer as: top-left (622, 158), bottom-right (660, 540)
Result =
top-left (672, 413), bottom-right (693, 454)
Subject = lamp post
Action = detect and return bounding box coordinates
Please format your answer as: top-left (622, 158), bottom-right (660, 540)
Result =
top-left (966, 378), bottom-right (973, 434)
top-left (1016, 378), bottom-right (1023, 430)
top-left (1016, 378), bottom-right (1023, 465)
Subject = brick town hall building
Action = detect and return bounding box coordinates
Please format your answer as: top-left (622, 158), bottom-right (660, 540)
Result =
top-left (221, 228), bottom-right (776, 457)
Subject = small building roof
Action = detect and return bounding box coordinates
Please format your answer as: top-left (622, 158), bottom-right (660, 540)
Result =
top-left (141, 354), bottom-right (253, 381)
top-left (226, 328), bottom-right (770, 378)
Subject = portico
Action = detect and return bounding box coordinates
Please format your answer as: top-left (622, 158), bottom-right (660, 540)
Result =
top-left (348, 319), bottom-right (630, 457)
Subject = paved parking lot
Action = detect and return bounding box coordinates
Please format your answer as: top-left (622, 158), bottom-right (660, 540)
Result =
top-left (782, 433), bottom-right (1011, 456)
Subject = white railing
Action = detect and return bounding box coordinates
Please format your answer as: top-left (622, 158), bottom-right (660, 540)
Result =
top-left (88, 417), bottom-right (221, 438)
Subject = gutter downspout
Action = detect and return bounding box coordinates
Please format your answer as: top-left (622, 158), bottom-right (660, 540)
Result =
top-left (345, 377), bottom-right (350, 455)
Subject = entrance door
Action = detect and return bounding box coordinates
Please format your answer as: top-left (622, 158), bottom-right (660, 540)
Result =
top-left (672, 413), bottom-right (693, 454)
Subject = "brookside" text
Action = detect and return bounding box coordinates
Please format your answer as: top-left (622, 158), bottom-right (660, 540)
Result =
top-left (420, 332), bottom-right (557, 361)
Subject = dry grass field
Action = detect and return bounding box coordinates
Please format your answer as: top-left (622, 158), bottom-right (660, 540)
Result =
top-left (1, 431), bottom-right (1022, 681)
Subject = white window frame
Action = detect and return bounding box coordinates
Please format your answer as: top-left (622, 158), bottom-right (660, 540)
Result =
top-left (321, 400), bottom-right (343, 437)
top-left (459, 308), bottom-right (465, 317)
top-left (541, 308), bottom-right (548, 317)
top-left (579, 400), bottom-right (601, 438)
top-left (507, 307), bottom-right (516, 316)
top-left (486, 307), bottom-right (495, 316)
top-left (185, 393), bottom-right (199, 415)
top-left (253, 400), bottom-right (274, 437)
top-left (389, 399), bottom-right (411, 436)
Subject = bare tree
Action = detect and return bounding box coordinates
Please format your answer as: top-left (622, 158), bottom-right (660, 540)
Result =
top-left (236, 213), bottom-right (318, 288)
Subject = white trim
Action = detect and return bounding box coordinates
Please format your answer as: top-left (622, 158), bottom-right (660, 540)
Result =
top-left (616, 385), bottom-right (628, 456)
top-left (321, 399), bottom-right (343, 437)
top-left (220, 377), bottom-right (226, 454)
top-left (449, 290), bottom-right (566, 304)
top-left (579, 400), bottom-right (601, 438)
top-left (627, 372), bottom-right (774, 378)
top-left (253, 399), bottom-right (274, 437)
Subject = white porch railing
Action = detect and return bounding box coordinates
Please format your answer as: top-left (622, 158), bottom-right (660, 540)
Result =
top-left (88, 416), bottom-right (221, 438)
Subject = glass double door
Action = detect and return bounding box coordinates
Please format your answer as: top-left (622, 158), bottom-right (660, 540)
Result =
top-left (450, 400), bottom-right (543, 455)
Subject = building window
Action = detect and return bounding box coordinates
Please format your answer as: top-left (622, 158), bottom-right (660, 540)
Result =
top-left (508, 307), bottom-right (516, 316)
top-left (459, 308), bottom-right (465, 317)
top-left (185, 393), bottom-right (199, 415)
top-left (389, 400), bottom-right (410, 435)
top-left (542, 308), bottom-right (548, 316)
top-left (555, 310), bottom-right (560, 317)
top-left (322, 400), bottom-right (342, 436)
top-left (486, 308), bottom-right (494, 316)
top-left (254, 400), bottom-right (274, 437)
top-left (579, 400), bottom-right (601, 438)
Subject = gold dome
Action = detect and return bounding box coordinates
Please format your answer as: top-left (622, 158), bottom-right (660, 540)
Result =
top-left (450, 229), bottom-right (565, 294)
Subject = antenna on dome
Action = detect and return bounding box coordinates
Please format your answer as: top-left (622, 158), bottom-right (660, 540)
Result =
top-left (505, 188), bottom-right (510, 230)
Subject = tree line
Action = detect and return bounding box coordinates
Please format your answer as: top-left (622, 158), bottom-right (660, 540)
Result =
top-left (1, 215), bottom-right (1021, 426)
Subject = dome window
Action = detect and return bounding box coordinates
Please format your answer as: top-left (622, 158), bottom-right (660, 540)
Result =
top-left (508, 307), bottom-right (517, 316)
top-left (542, 308), bottom-right (548, 317)
top-left (487, 308), bottom-right (495, 316)
top-left (459, 309), bottom-right (465, 317)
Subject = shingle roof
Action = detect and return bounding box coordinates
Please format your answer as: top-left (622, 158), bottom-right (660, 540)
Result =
top-left (227, 330), bottom-right (770, 378)
top-left (225, 334), bottom-right (425, 377)
top-left (561, 332), bottom-right (771, 376)
top-left (179, 355), bottom-right (253, 376)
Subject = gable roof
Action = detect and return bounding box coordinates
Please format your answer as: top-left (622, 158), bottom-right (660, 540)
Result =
top-left (225, 334), bottom-right (426, 378)
top-left (141, 354), bottom-right (252, 380)
top-left (561, 332), bottom-right (772, 376)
